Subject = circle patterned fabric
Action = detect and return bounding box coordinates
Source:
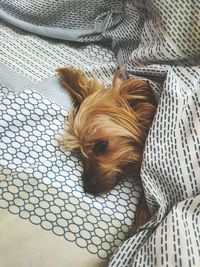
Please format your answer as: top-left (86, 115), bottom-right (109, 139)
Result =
top-left (0, 85), bottom-right (140, 259)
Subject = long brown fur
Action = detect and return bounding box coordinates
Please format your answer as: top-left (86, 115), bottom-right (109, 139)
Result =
top-left (56, 67), bottom-right (156, 234)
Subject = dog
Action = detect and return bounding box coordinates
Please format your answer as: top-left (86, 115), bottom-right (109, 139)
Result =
top-left (56, 67), bottom-right (156, 234)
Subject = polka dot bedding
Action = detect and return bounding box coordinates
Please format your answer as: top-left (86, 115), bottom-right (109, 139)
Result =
top-left (0, 85), bottom-right (140, 266)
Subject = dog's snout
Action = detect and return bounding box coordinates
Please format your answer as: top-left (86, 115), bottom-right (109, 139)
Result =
top-left (82, 162), bottom-right (99, 195)
top-left (82, 161), bottom-right (111, 195)
top-left (83, 180), bottom-right (98, 195)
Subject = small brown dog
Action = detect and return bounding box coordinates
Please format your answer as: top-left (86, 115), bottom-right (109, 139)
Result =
top-left (56, 67), bottom-right (156, 234)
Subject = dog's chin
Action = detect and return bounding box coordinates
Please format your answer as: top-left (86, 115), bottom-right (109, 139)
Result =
top-left (83, 181), bottom-right (116, 196)
top-left (83, 170), bottom-right (131, 196)
top-left (83, 175), bottom-right (120, 196)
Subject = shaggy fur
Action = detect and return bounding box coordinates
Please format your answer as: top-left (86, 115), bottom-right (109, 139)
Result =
top-left (56, 67), bottom-right (156, 233)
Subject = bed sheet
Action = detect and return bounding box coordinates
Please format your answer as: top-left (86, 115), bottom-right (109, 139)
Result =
top-left (0, 0), bottom-right (200, 266)
top-left (0, 20), bottom-right (140, 267)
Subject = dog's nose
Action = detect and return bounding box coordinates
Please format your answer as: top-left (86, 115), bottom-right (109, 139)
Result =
top-left (83, 181), bottom-right (99, 195)
top-left (82, 164), bottom-right (99, 195)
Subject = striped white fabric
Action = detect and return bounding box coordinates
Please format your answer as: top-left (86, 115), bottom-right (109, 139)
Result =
top-left (109, 0), bottom-right (200, 266)
top-left (109, 66), bottom-right (200, 267)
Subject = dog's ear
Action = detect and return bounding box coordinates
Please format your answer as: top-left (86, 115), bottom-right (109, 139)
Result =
top-left (112, 71), bottom-right (156, 132)
top-left (56, 67), bottom-right (102, 108)
top-left (112, 70), bottom-right (155, 106)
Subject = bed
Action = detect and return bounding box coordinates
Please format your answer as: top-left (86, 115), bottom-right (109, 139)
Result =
top-left (0, 1), bottom-right (200, 267)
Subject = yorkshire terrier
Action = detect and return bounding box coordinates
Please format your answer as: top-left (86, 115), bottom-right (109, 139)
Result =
top-left (56, 67), bottom-right (156, 234)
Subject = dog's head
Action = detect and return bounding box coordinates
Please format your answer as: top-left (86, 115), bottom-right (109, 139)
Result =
top-left (57, 68), bottom-right (156, 195)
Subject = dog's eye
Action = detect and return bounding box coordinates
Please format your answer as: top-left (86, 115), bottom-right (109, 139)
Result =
top-left (93, 140), bottom-right (108, 155)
